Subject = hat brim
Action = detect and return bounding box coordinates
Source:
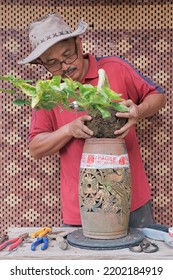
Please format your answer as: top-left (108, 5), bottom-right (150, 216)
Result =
top-left (18, 20), bottom-right (88, 65)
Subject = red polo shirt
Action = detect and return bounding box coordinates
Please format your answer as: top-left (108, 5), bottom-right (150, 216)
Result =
top-left (29, 54), bottom-right (164, 225)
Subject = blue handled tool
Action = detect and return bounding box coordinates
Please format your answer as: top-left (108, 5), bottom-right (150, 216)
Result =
top-left (31, 236), bottom-right (49, 251)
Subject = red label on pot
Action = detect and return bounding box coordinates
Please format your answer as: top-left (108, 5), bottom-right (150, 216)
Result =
top-left (80, 153), bottom-right (129, 169)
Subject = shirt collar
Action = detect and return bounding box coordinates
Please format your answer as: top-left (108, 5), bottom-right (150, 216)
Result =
top-left (83, 53), bottom-right (98, 82)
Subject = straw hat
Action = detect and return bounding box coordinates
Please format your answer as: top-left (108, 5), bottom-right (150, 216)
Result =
top-left (18, 13), bottom-right (88, 65)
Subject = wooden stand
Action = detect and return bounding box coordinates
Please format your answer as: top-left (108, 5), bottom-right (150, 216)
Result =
top-left (0, 227), bottom-right (172, 260)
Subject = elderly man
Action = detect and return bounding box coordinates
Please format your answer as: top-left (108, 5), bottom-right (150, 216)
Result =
top-left (18, 13), bottom-right (166, 227)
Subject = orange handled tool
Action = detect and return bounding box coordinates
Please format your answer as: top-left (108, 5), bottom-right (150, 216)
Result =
top-left (31, 227), bottom-right (52, 238)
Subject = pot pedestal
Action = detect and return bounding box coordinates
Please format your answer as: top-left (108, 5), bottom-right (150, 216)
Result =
top-left (67, 228), bottom-right (144, 250)
top-left (79, 138), bottom-right (132, 240)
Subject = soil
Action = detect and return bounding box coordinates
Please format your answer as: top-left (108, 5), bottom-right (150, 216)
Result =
top-left (85, 109), bottom-right (127, 138)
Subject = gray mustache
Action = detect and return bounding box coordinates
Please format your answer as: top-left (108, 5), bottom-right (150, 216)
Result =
top-left (62, 66), bottom-right (77, 77)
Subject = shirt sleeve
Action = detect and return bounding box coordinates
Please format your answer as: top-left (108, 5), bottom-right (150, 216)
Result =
top-left (29, 108), bottom-right (54, 142)
top-left (124, 61), bottom-right (165, 104)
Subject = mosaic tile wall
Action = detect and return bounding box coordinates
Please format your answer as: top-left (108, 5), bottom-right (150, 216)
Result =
top-left (0, 0), bottom-right (173, 234)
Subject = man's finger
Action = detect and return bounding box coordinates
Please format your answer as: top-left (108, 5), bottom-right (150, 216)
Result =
top-left (114, 123), bottom-right (130, 135)
top-left (116, 111), bottom-right (131, 118)
top-left (80, 115), bottom-right (92, 121)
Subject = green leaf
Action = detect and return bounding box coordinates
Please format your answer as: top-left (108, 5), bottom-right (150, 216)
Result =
top-left (0, 88), bottom-right (16, 94)
top-left (39, 103), bottom-right (57, 110)
top-left (51, 75), bottom-right (61, 86)
top-left (0, 71), bottom-right (129, 119)
top-left (35, 106), bottom-right (41, 111)
top-left (64, 78), bottom-right (79, 91)
top-left (31, 96), bottom-right (40, 108)
top-left (13, 99), bottom-right (31, 106)
top-left (0, 75), bottom-right (32, 84)
top-left (94, 105), bottom-right (111, 118)
top-left (101, 87), bottom-right (123, 101)
top-left (79, 84), bottom-right (96, 96)
top-left (19, 83), bottom-right (37, 97)
top-left (111, 102), bottom-right (129, 112)
top-left (89, 94), bottom-right (109, 107)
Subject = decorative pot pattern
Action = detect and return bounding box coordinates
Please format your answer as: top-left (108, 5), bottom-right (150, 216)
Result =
top-left (79, 138), bottom-right (132, 239)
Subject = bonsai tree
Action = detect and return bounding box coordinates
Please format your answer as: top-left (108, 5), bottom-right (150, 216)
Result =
top-left (0, 69), bottom-right (129, 137)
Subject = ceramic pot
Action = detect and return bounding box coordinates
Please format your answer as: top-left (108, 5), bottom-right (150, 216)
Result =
top-left (79, 138), bottom-right (132, 239)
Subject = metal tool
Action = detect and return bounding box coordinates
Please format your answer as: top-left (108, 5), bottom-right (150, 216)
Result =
top-left (56, 235), bottom-right (68, 250)
top-left (47, 231), bottom-right (68, 250)
top-left (0, 233), bottom-right (28, 251)
top-left (31, 227), bottom-right (51, 251)
top-left (31, 236), bottom-right (49, 251)
top-left (129, 238), bottom-right (159, 253)
top-left (0, 235), bottom-right (9, 245)
top-left (137, 227), bottom-right (173, 248)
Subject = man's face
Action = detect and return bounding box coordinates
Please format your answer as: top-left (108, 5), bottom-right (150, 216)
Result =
top-left (39, 37), bottom-right (86, 82)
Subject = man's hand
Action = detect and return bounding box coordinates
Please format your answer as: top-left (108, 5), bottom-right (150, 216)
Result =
top-left (114, 99), bottom-right (141, 138)
top-left (67, 115), bottom-right (93, 138)
top-left (114, 93), bottom-right (166, 138)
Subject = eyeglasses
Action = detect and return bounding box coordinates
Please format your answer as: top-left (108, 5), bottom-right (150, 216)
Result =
top-left (38, 38), bottom-right (78, 73)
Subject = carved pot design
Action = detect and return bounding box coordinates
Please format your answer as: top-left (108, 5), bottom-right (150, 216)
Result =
top-left (79, 138), bottom-right (132, 239)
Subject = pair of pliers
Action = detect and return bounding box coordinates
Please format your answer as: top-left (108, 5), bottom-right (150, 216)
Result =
top-left (31, 227), bottom-right (51, 251)
top-left (31, 236), bottom-right (49, 251)
top-left (31, 227), bottom-right (52, 238)
top-left (0, 233), bottom-right (28, 251)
